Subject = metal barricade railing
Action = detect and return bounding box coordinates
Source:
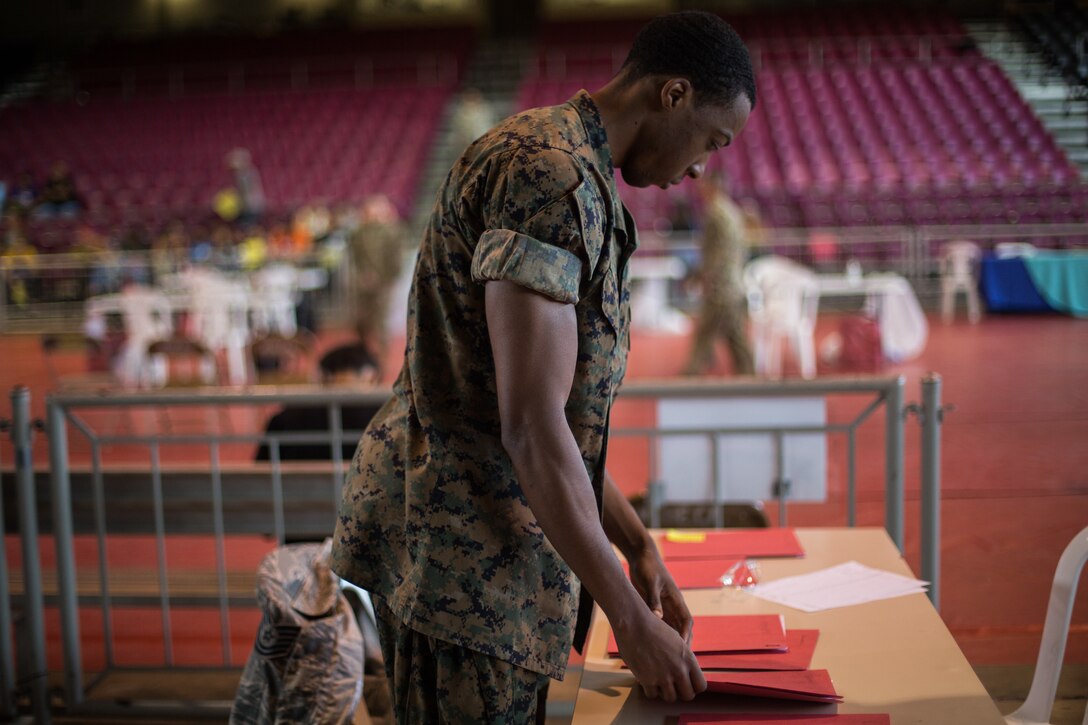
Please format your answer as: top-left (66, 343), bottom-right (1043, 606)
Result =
top-left (10, 376), bottom-right (944, 718)
top-left (6, 387), bottom-right (52, 723)
top-left (615, 377), bottom-right (905, 540)
top-left (0, 397), bottom-right (17, 721)
top-left (40, 386), bottom-right (383, 718)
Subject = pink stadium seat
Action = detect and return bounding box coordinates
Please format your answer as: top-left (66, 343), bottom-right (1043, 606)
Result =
top-left (512, 8), bottom-right (1085, 234)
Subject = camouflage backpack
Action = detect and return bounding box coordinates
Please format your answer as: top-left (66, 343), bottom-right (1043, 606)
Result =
top-left (231, 540), bottom-right (363, 725)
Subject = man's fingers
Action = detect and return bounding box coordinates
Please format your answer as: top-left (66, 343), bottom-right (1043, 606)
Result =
top-left (690, 660), bottom-right (708, 695)
top-left (679, 616), bottom-right (694, 642)
top-left (645, 584), bottom-right (663, 618)
top-left (675, 671), bottom-right (696, 702)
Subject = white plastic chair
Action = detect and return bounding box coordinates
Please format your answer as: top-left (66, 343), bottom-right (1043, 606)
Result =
top-left (250, 264), bottom-right (299, 338)
top-left (185, 271), bottom-right (252, 386)
top-left (115, 285), bottom-right (174, 388)
top-left (940, 240), bottom-right (982, 324)
top-left (1005, 526), bottom-right (1088, 725)
top-left (744, 256), bottom-right (820, 379)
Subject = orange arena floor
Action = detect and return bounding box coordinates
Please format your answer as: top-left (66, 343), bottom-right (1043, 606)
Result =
top-left (2, 310), bottom-right (1086, 672)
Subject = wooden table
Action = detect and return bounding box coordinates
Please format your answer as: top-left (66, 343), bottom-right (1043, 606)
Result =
top-left (572, 527), bottom-right (1003, 724)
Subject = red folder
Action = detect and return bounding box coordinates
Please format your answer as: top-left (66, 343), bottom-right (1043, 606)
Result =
top-left (622, 558), bottom-right (742, 590)
top-left (703, 669), bottom-right (841, 702)
top-left (678, 715), bottom-right (890, 725)
top-left (660, 528), bottom-right (804, 561)
top-left (696, 630), bottom-right (818, 671)
top-left (609, 614), bottom-right (787, 657)
top-left (666, 558), bottom-right (743, 589)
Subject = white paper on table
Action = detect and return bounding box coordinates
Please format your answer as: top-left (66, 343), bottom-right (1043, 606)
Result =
top-left (749, 561), bottom-right (929, 612)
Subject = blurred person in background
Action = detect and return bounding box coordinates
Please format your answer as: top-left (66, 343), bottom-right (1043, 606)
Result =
top-left (739, 197), bottom-right (767, 249)
top-left (236, 225), bottom-right (269, 271)
top-left (34, 161), bottom-right (82, 218)
top-left (684, 173), bottom-right (755, 376)
top-left (1, 208), bottom-right (37, 306)
top-left (226, 148), bottom-right (266, 225)
top-left (255, 342), bottom-right (384, 462)
top-left (266, 221), bottom-right (295, 260)
top-left (3, 171), bottom-right (37, 215)
top-left (350, 194), bottom-right (404, 358)
top-left (450, 86), bottom-right (496, 154)
top-left (150, 221), bottom-right (190, 282)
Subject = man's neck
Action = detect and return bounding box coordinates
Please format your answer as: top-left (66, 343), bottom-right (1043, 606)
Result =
top-left (589, 76), bottom-right (650, 172)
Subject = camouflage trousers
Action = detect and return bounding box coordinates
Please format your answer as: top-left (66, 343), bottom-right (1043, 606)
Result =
top-left (372, 595), bottom-right (549, 724)
top-left (354, 287), bottom-right (393, 348)
top-left (685, 292), bottom-right (754, 376)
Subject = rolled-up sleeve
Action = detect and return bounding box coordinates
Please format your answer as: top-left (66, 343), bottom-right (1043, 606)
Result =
top-left (470, 148), bottom-right (591, 304)
top-left (472, 229), bottom-right (582, 304)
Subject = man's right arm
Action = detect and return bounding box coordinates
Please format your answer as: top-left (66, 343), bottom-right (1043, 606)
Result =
top-left (485, 279), bottom-right (706, 703)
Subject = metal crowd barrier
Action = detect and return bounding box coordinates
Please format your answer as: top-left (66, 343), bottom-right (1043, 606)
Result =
top-left (0, 376), bottom-right (944, 718)
top-left (5, 387), bottom-right (52, 723)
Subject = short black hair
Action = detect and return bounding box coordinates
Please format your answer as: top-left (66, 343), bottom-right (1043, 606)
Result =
top-left (620, 11), bottom-right (756, 110)
top-left (319, 343), bottom-right (379, 377)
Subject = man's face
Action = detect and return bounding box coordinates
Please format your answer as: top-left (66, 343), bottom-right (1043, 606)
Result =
top-left (622, 87), bottom-right (751, 190)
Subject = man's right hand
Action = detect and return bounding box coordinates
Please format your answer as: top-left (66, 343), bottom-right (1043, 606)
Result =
top-left (613, 609), bottom-right (707, 702)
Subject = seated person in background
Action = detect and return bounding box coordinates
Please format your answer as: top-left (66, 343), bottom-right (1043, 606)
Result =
top-left (4, 171), bottom-right (37, 215)
top-left (255, 343), bottom-right (386, 462)
top-left (34, 161), bottom-right (82, 218)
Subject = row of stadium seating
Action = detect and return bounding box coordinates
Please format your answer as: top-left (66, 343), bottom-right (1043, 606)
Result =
top-left (1, 85), bottom-right (450, 227)
top-left (2, 7), bottom-right (1085, 248)
top-left (517, 10), bottom-right (1083, 229)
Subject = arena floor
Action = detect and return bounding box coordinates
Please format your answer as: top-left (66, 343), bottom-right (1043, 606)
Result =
top-left (2, 309), bottom-right (1086, 721)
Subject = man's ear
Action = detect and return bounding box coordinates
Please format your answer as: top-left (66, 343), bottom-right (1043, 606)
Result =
top-left (660, 78), bottom-right (694, 110)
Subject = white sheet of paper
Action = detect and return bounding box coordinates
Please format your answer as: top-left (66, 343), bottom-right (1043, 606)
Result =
top-left (750, 561), bottom-right (929, 612)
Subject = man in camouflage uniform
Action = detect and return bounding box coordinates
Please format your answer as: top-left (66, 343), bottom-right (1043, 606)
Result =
top-left (351, 195), bottom-right (406, 359)
top-left (684, 174), bottom-right (756, 376)
top-left (332, 11), bottom-right (755, 722)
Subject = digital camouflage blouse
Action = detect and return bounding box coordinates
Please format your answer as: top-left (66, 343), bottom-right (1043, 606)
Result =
top-left (331, 91), bottom-right (636, 679)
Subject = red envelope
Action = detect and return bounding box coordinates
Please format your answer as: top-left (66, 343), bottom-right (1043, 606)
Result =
top-left (697, 630), bottom-right (819, 671)
top-left (667, 558), bottom-right (744, 589)
top-left (660, 528), bottom-right (804, 561)
top-left (678, 715), bottom-right (890, 725)
top-left (609, 614), bottom-right (787, 657)
top-left (622, 558), bottom-right (743, 590)
top-left (703, 669), bottom-right (841, 702)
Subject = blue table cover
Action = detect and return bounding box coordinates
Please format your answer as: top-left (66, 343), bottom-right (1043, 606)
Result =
top-left (980, 256), bottom-right (1054, 313)
top-left (1023, 251), bottom-right (1088, 318)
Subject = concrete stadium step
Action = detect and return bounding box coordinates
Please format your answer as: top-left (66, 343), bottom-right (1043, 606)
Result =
top-left (966, 17), bottom-right (1088, 180)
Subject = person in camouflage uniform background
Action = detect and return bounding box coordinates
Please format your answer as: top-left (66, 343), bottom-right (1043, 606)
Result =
top-left (332, 11), bottom-right (756, 723)
top-left (351, 194), bottom-right (406, 359)
top-left (684, 173), bottom-right (756, 376)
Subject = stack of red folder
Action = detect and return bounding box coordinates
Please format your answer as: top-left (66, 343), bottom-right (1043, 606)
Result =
top-left (608, 614), bottom-right (841, 703)
top-left (702, 669), bottom-right (841, 703)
